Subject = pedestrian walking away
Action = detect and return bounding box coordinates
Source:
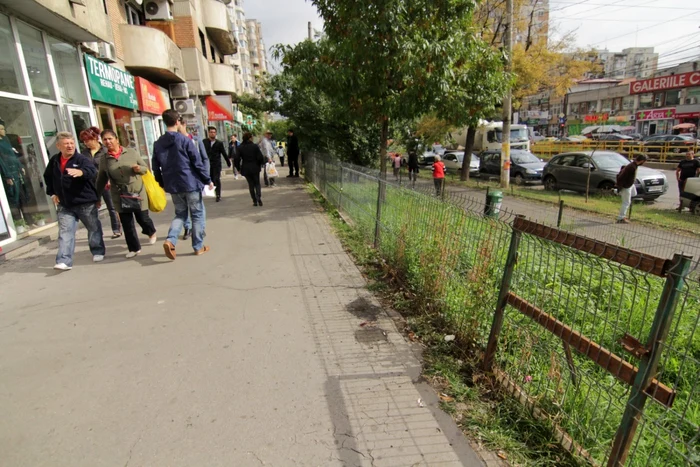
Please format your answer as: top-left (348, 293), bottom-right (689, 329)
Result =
top-left (43, 131), bottom-right (105, 270)
top-left (392, 153), bottom-right (402, 181)
top-left (176, 118), bottom-right (210, 240)
top-left (203, 126), bottom-right (231, 202)
top-left (153, 109), bottom-right (213, 260)
top-left (432, 155), bottom-right (445, 197)
top-left (229, 134), bottom-right (242, 179)
top-left (676, 150), bottom-right (700, 211)
top-left (277, 142), bottom-right (285, 167)
top-left (239, 132), bottom-right (265, 206)
top-left (286, 128), bottom-right (300, 178)
top-left (79, 126), bottom-right (121, 239)
top-left (408, 151), bottom-right (419, 188)
top-left (616, 154), bottom-right (647, 224)
top-left (96, 129), bottom-right (157, 258)
top-left (260, 130), bottom-right (275, 187)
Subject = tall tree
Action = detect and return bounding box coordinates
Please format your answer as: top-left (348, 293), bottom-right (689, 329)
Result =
top-left (290, 0), bottom-right (509, 177)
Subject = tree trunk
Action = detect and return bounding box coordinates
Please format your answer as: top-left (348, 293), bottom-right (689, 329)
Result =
top-left (460, 126), bottom-right (477, 182)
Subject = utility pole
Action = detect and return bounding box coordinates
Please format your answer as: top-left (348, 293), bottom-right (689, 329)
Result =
top-left (501, 0), bottom-right (513, 189)
top-left (308, 22), bottom-right (312, 41)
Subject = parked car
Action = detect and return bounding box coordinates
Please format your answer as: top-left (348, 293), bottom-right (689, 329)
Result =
top-left (479, 149), bottom-right (546, 185)
top-left (555, 136), bottom-right (587, 143)
top-left (597, 133), bottom-right (635, 142)
top-left (418, 151), bottom-right (437, 166)
top-left (643, 134), bottom-right (698, 154)
top-left (542, 151), bottom-right (668, 200)
top-left (442, 151), bottom-right (480, 176)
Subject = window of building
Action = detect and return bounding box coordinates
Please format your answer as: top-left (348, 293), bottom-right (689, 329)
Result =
top-left (47, 37), bottom-right (88, 106)
top-left (600, 99), bottom-right (612, 112)
top-left (639, 93), bottom-right (652, 109)
top-left (210, 44), bottom-right (216, 62)
top-left (664, 89), bottom-right (680, 106)
top-left (125, 3), bottom-right (144, 25)
top-left (653, 92), bottom-right (664, 108)
top-left (0, 14), bottom-right (25, 95)
top-left (199, 30), bottom-right (207, 58)
top-left (623, 96), bottom-right (635, 110)
top-left (219, 55), bottom-right (224, 64)
top-left (16, 21), bottom-right (55, 100)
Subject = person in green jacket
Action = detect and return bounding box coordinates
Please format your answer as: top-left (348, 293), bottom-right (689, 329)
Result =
top-left (0, 123), bottom-right (28, 219)
top-left (96, 129), bottom-right (157, 258)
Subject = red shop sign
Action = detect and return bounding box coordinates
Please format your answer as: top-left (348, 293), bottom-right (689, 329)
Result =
top-left (205, 95), bottom-right (233, 121)
top-left (629, 71), bottom-right (700, 95)
top-left (135, 77), bottom-right (170, 115)
top-left (675, 112), bottom-right (700, 119)
top-left (584, 113), bottom-right (609, 123)
top-left (635, 108), bottom-right (676, 121)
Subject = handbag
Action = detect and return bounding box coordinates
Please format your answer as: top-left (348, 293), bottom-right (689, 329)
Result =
top-left (142, 170), bottom-right (167, 213)
top-left (118, 184), bottom-right (142, 212)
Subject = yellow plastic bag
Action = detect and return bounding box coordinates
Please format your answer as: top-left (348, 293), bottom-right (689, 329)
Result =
top-left (143, 170), bottom-right (167, 213)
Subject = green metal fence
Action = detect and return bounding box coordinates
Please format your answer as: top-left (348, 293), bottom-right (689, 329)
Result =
top-left (305, 153), bottom-right (700, 467)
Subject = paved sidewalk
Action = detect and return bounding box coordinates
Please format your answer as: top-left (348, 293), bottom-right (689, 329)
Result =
top-left (0, 175), bottom-right (485, 466)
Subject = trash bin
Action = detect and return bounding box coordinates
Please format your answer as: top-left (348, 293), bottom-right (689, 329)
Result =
top-left (484, 190), bottom-right (503, 219)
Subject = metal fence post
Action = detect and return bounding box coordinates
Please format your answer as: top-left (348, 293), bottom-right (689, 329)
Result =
top-left (483, 216), bottom-right (524, 371)
top-left (374, 177), bottom-right (385, 248)
top-left (338, 164), bottom-right (344, 212)
top-left (557, 200), bottom-right (565, 228)
top-left (607, 253), bottom-right (692, 467)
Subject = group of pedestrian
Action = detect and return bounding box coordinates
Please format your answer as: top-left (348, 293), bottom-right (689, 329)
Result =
top-left (45, 108), bottom-right (301, 271)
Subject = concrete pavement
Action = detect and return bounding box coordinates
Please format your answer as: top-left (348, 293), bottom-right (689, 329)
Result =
top-left (0, 174), bottom-right (486, 466)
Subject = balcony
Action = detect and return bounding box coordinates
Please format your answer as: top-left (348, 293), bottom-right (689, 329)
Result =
top-left (120, 24), bottom-right (185, 83)
top-left (181, 48), bottom-right (212, 95)
top-left (202, 0), bottom-right (237, 55)
top-left (210, 62), bottom-right (237, 95)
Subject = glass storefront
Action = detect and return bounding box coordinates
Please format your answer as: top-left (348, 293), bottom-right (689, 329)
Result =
top-left (0, 13), bottom-right (96, 246)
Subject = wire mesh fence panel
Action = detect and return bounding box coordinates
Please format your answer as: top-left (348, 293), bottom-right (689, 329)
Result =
top-left (305, 154), bottom-right (700, 467)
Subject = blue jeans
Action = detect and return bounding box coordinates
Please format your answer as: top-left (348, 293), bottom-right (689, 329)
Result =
top-left (56, 203), bottom-right (105, 267)
top-left (167, 191), bottom-right (206, 251)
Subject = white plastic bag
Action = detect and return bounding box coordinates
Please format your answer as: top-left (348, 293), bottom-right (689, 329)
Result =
top-left (266, 162), bottom-right (279, 178)
top-left (202, 184), bottom-right (216, 198)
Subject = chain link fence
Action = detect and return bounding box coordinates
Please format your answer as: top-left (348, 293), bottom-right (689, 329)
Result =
top-left (306, 153), bottom-right (700, 467)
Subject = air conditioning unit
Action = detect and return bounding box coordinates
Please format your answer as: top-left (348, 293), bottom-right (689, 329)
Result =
top-left (169, 83), bottom-right (189, 99)
top-left (173, 99), bottom-right (195, 116)
top-left (81, 41), bottom-right (100, 55)
top-left (629, 114), bottom-right (636, 121)
top-left (144, 0), bottom-right (173, 20)
top-left (609, 110), bottom-right (616, 116)
top-left (97, 42), bottom-right (117, 63)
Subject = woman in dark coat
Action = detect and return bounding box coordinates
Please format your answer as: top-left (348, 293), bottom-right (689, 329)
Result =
top-left (79, 127), bottom-right (121, 238)
top-left (238, 132), bottom-right (265, 206)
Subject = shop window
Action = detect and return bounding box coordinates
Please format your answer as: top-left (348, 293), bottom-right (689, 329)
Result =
top-left (664, 90), bottom-right (680, 106)
top-left (48, 37), bottom-right (88, 106)
top-left (601, 99), bottom-right (612, 112)
top-left (0, 97), bottom-right (54, 230)
top-left (97, 106), bottom-right (114, 131)
top-left (0, 14), bottom-right (26, 95)
top-left (16, 21), bottom-right (55, 100)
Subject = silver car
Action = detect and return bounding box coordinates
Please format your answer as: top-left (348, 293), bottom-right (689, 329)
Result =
top-left (542, 151), bottom-right (668, 200)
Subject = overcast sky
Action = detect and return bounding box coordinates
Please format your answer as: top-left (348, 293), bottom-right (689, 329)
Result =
top-left (246, 0), bottom-right (700, 73)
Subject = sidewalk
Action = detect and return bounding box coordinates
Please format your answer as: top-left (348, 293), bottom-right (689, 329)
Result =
top-left (0, 174), bottom-right (486, 466)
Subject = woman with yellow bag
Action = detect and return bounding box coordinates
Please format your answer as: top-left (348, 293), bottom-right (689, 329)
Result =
top-left (96, 130), bottom-right (157, 258)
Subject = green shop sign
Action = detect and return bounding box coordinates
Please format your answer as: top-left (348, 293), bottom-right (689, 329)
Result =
top-left (84, 54), bottom-right (138, 109)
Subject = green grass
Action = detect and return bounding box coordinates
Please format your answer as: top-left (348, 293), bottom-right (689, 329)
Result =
top-left (307, 166), bottom-right (700, 467)
top-left (417, 171), bottom-right (700, 235)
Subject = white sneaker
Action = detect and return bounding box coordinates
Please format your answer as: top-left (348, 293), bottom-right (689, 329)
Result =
top-left (93, 255), bottom-right (105, 263)
top-left (148, 234), bottom-right (157, 245)
top-left (53, 263), bottom-right (72, 271)
top-left (125, 250), bottom-right (141, 258)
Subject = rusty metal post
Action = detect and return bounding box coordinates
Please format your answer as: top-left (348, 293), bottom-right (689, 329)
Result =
top-left (483, 216), bottom-right (524, 371)
top-left (607, 254), bottom-right (692, 467)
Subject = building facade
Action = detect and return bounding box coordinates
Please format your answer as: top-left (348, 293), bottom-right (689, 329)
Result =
top-left (585, 48), bottom-right (659, 80)
top-left (521, 60), bottom-right (700, 137)
top-left (0, 0), bottom-right (267, 248)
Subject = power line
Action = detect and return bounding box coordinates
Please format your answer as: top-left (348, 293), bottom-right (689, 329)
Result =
top-left (568, 0), bottom-right (657, 21)
top-left (587, 10), bottom-right (700, 47)
top-left (549, 0), bottom-right (700, 11)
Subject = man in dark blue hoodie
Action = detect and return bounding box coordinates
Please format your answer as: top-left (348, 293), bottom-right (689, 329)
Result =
top-left (43, 132), bottom-right (105, 271)
top-left (152, 109), bottom-right (213, 260)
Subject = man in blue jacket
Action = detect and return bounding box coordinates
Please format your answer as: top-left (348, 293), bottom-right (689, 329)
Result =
top-left (43, 132), bottom-right (105, 271)
top-left (152, 109), bottom-right (213, 260)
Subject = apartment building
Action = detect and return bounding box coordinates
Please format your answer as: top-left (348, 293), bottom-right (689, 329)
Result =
top-left (586, 48), bottom-right (659, 80)
top-left (246, 19), bottom-right (268, 94)
top-left (515, 0), bottom-right (549, 47)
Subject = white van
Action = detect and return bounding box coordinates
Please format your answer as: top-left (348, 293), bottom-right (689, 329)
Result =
top-left (453, 121), bottom-right (531, 152)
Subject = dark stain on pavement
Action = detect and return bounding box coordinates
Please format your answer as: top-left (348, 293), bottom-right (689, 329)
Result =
top-left (346, 296), bottom-right (381, 321)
